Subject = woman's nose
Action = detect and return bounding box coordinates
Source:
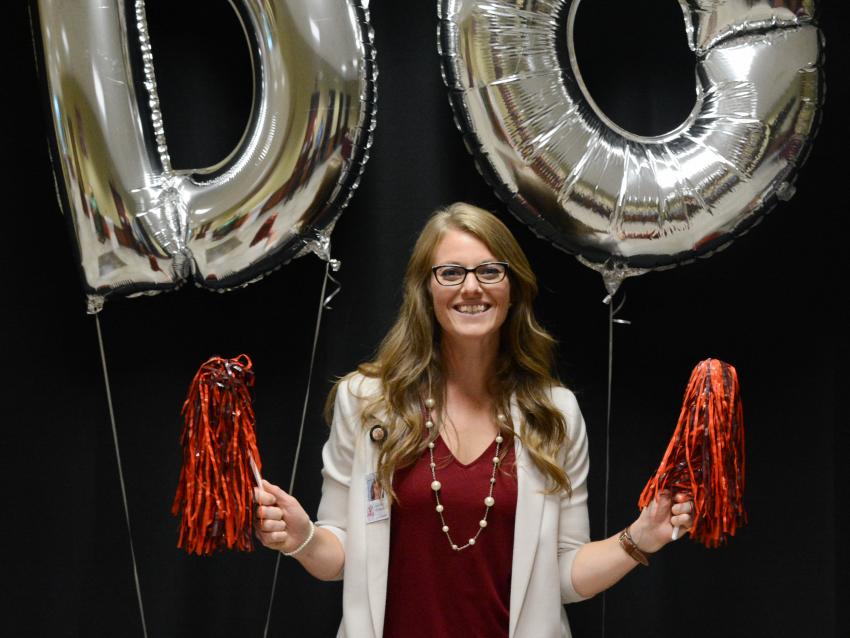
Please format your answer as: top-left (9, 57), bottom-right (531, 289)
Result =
top-left (461, 272), bottom-right (482, 293)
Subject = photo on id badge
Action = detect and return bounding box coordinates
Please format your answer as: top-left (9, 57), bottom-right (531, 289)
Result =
top-left (366, 472), bottom-right (388, 523)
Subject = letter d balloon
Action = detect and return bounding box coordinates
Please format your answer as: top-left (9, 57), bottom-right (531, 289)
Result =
top-left (34, 0), bottom-right (377, 312)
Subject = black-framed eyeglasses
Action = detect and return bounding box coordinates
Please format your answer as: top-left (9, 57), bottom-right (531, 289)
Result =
top-left (431, 261), bottom-right (509, 286)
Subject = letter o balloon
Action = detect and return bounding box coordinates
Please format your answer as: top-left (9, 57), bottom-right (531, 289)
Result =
top-left (35, 0), bottom-right (377, 311)
top-left (439, 0), bottom-right (824, 292)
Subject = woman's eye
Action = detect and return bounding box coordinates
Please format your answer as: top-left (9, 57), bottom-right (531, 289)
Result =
top-left (478, 265), bottom-right (502, 279)
top-left (440, 267), bottom-right (464, 280)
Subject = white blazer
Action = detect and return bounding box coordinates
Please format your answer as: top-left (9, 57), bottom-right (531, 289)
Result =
top-left (316, 374), bottom-right (591, 638)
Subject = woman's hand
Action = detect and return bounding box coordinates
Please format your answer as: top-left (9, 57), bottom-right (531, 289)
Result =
top-left (254, 479), bottom-right (313, 554)
top-left (628, 491), bottom-right (694, 554)
top-left (254, 479), bottom-right (345, 580)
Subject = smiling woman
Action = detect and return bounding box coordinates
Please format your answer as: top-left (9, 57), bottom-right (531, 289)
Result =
top-left (254, 202), bottom-right (695, 637)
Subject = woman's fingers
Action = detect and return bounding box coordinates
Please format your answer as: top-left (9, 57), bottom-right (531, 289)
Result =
top-left (671, 500), bottom-right (693, 516)
top-left (254, 512), bottom-right (290, 548)
top-left (256, 505), bottom-right (285, 522)
top-left (253, 487), bottom-right (277, 506)
top-left (257, 529), bottom-right (289, 545)
top-left (255, 493), bottom-right (289, 550)
top-left (670, 497), bottom-right (694, 533)
top-left (262, 479), bottom-right (291, 502)
top-left (257, 506), bottom-right (286, 531)
top-left (671, 513), bottom-right (693, 529)
top-left (258, 517), bottom-right (287, 533)
top-left (253, 480), bottom-right (291, 506)
top-left (254, 480), bottom-right (297, 536)
top-left (266, 530), bottom-right (288, 544)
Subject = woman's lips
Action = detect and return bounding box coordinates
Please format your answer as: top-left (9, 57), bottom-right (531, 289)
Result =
top-left (453, 303), bottom-right (491, 314)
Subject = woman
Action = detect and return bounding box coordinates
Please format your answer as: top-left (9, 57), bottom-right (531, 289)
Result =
top-left (255, 203), bottom-right (694, 637)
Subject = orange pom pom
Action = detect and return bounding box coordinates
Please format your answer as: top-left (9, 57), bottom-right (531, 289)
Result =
top-left (639, 359), bottom-right (747, 548)
top-left (172, 355), bottom-right (262, 555)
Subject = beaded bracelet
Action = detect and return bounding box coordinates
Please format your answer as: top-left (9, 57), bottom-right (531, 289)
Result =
top-left (282, 520), bottom-right (316, 557)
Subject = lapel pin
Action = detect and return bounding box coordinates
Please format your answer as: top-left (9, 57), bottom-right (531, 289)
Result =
top-left (369, 424), bottom-right (387, 443)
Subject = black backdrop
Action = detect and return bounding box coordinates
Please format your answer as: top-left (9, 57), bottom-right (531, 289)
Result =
top-left (6, 1), bottom-right (847, 637)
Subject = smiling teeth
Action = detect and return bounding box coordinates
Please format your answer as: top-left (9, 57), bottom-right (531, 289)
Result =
top-left (457, 304), bottom-right (488, 314)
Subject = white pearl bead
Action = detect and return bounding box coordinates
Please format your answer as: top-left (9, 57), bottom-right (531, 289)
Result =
top-left (425, 397), bottom-right (435, 408)
top-left (492, 456), bottom-right (500, 464)
top-left (479, 519), bottom-right (487, 528)
top-left (468, 538), bottom-right (476, 545)
top-left (442, 525), bottom-right (449, 533)
top-left (490, 478), bottom-right (496, 484)
top-left (497, 413), bottom-right (507, 422)
top-left (436, 504), bottom-right (444, 513)
top-left (495, 435), bottom-right (503, 443)
top-left (484, 496), bottom-right (495, 507)
top-left (425, 420), bottom-right (434, 429)
top-left (430, 462), bottom-right (436, 469)
top-left (428, 442), bottom-right (435, 449)
top-left (431, 480), bottom-right (441, 491)
top-left (452, 544), bottom-right (458, 551)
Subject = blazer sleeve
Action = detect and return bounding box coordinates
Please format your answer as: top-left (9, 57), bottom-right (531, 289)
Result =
top-left (554, 387), bottom-right (592, 604)
top-left (315, 375), bottom-right (361, 577)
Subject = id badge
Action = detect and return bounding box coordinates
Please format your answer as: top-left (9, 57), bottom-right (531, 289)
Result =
top-left (365, 472), bottom-right (389, 523)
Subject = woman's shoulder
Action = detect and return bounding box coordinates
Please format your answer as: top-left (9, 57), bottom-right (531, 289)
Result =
top-left (548, 384), bottom-right (579, 410)
top-left (547, 385), bottom-right (585, 435)
top-left (335, 370), bottom-right (383, 404)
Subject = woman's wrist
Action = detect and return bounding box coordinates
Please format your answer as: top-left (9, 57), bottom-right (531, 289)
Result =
top-left (628, 519), bottom-right (663, 554)
top-left (282, 520), bottom-right (316, 557)
top-left (619, 526), bottom-right (650, 566)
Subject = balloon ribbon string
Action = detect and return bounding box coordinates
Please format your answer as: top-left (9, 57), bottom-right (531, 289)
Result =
top-left (604, 296), bottom-right (613, 538)
top-left (600, 292), bottom-right (629, 638)
top-left (95, 314), bottom-right (149, 638)
top-left (263, 259), bottom-right (335, 638)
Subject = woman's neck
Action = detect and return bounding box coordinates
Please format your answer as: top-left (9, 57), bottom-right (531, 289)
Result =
top-left (440, 335), bottom-right (498, 401)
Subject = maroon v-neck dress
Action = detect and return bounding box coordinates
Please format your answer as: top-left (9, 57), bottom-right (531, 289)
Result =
top-left (383, 436), bottom-right (518, 638)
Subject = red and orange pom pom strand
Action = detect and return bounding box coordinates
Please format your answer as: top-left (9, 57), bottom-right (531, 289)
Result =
top-left (638, 359), bottom-right (747, 548)
top-left (172, 354), bottom-right (262, 555)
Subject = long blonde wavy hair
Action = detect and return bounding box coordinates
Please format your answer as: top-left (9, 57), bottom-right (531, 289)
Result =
top-left (327, 202), bottom-right (572, 500)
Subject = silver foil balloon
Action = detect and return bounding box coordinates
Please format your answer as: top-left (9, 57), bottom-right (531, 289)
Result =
top-left (35, 0), bottom-right (377, 312)
top-left (439, 0), bottom-right (824, 293)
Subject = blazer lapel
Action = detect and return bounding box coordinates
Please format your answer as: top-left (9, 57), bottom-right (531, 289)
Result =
top-left (366, 515), bottom-right (390, 637)
top-left (363, 421), bottom-right (390, 638)
top-left (508, 402), bottom-right (545, 637)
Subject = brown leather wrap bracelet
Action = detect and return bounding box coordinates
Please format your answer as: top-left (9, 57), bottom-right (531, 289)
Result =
top-left (618, 527), bottom-right (650, 566)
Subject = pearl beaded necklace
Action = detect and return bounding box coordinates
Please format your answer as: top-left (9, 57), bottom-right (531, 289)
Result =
top-left (423, 396), bottom-right (505, 552)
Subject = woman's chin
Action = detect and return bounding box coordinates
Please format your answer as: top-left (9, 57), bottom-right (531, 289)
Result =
top-left (442, 323), bottom-right (500, 344)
